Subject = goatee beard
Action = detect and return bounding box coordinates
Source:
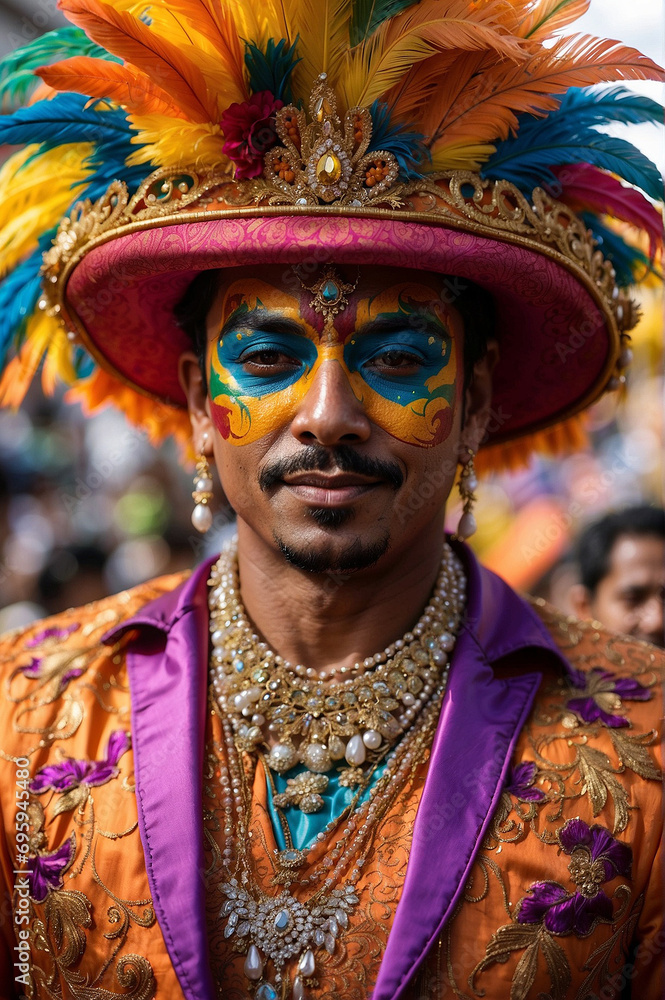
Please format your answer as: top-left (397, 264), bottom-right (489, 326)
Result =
top-left (274, 531), bottom-right (390, 573)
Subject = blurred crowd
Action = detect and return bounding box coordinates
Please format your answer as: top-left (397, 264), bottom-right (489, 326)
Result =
top-left (0, 288), bottom-right (661, 642)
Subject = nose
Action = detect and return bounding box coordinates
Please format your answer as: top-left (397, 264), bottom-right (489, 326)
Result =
top-left (290, 359), bottom-right (371, 446)
top-left (636, 593), bottom-right (664, 647)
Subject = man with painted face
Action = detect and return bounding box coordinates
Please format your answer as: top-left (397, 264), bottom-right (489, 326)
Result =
top-left (0, 3), bottom-right (663, 999)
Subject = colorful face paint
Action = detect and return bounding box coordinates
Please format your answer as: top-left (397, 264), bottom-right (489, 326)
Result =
top-left (208, 279), bottom-right (460, 447)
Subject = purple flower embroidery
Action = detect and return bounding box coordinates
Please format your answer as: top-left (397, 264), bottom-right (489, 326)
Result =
top-left (30, 731), bottom-right (130, 795)
top-left (505, 761), bottom-right (546, 802)
top-left (566, 667), bottom-right (651, 728)
top-left (26, 835), bottom-right (75, 902)
top-left (26, 624), bottom-right (79, 648)
top-left (517, 818), bottom-right (631, 936)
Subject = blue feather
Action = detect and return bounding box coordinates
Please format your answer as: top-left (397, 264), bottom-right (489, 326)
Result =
top-left (580, 212), bottom-right (655, 287)
top-left (0, 27), bottom-right (120, 109)
top-left (244, 37), bottom-right (301, 102)
top-left (0, 232), bottom-right (54, 363)
top-left (0, 92), bottom-right (133, 149)
top-left (369, 101), bottom-right (430, 180)
top-left (483, 88), bottom-right (663, 200)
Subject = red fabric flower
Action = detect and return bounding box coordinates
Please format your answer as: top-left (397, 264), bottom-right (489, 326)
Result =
top-left (220, 91), bottom-right (283, 179)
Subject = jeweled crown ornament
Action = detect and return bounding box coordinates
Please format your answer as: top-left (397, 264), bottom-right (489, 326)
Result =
top-left (265, 74), bottom-right (399, 206)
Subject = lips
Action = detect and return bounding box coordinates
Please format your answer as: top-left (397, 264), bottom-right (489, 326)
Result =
top-left (280, 472), bottom-right (383, 506)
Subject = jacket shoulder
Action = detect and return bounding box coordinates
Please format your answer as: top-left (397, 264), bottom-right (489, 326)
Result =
top-left (528, 595), bottom-right (664, 675)
top-left (0, 569), bottom-right (190, 666)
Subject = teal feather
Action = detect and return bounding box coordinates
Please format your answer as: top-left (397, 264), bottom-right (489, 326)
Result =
top-left (349, 0), bottom-right (420, 46)
top-left (0, 27), bottom-right (120, 109)
top-left (580, 212), bottom-right (656, 288)
top-left (369, 101), bottom-right (429, 179)
top-left (0, 93), bottom-right (134, 150)
top-left (244, 37), bottom-right (301, 102)
top-left (483, 87), bottom-right (663, 199)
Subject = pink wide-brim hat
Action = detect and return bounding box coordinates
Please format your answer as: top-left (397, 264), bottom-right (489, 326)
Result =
top-left (47, 175), bottom-right (630, 451)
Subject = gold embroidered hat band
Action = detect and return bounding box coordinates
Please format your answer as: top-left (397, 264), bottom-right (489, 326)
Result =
top-left (0, 2), bottom-right (662, 470)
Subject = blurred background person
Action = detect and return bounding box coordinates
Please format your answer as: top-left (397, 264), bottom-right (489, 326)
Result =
top-left (569, 506), bottom-right (665, 647)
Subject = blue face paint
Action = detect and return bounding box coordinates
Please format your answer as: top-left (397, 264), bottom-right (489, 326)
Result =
top-left (344, 329), bottom-right (452, 405)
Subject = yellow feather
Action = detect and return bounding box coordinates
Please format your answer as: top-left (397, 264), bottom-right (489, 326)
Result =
top-left (42, 324), bottom-right (78, 394)
top-left (342, 0), bottom-right (525, 111)
top-left (286, 0), bottom-right (352, 97)
top-left (0, 310), bottom-right (56, 407)
top-left (224, 0), bottom-right (291, 48)
top-left (127, 115), bottom-right (232, 171)
top-left (429, 142), bottom-right (496, 172)
top-left (0, 144), bottom-right (92, 278)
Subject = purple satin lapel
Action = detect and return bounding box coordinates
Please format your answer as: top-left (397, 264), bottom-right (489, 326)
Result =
top-left (371, 551), bottom-right (544, 1000)
top-left (125, 560), bottom-right (216, 1000)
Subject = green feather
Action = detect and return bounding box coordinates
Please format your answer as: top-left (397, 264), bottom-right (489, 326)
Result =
top-left (0, 26), bottom-right (120, 109)
top-left (349, 0), bottom-right (420, 47)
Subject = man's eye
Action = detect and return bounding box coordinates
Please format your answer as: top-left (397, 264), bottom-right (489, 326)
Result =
top-left (370, 350), bottom-right (423, 370)
top-left (241, 350), bottom-right (299, 369)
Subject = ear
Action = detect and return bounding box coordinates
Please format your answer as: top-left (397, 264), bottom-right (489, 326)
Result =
top-left (459, 338), bottom-right (499, 457)
top-left (569, 583), bottom-right (594, 621)
top-left (178, 350), bottom-right (214, 453)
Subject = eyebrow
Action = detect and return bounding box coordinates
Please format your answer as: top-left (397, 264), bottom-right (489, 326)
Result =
top-left (220, 308), bottom-right (306, 340)
top-left (355, 312), bottom-right (450, 340)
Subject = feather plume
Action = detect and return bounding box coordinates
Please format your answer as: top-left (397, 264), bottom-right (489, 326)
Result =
top-left (289, 0), bottom-right (351, 96)
top-left (0, 310), bottom-right (56, 407)
top-left (0, 91), bottom-right (132, 147)
top-left (581, 212), bottom-right (654, 287)
top-left (152, 0), bottom-right (248, 106)
top-left (386, 50), bottom-right (460, 120)
top-left (349, 0), bottom-right (419, 46)
top-left (126, 115), bottom-right (228, 171)
top-left (37, 56), bottom-right (185, 117)
top-left (369, 100), bottom-right (429, 177)
top-left (0, 143), bottom-right (91, 277)
top-left (0, 244), bottom-right (45, 368)
top-left (516, 0), bottom-right (591, 40)
top-left (483, 87), bottom-right (664, 199)
top-left (224, 0), bottom-right (291, 50)
top-left (342, 0), bottom-right (524, 111)
top-left (553, 164), bottom-right (662, 258)
top-left (245, 37), bottom-right (300, 101)
top-left (426, 33), bottom-right (665, 150)
top-left (429, 141), bottom-right (496, 172)
top-left (58, 0), bottom-right (216, 122)
top-left (0, 25), bottom-right (119, 108)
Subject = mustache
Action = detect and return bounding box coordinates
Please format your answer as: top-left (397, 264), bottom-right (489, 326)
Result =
top-left (258, 445), bottom-right (404, 492)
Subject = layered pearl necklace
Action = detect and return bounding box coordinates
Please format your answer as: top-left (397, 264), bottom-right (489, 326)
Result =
top-left (209, 540), bottom-right (466, 806)
top-left (207, 539), bottom-right (467, 999)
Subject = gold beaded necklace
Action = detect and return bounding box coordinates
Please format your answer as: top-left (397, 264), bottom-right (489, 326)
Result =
top-left (207, 540), bottom-right (467, 999)
top-left (208, 540), bottom-right (466, 810)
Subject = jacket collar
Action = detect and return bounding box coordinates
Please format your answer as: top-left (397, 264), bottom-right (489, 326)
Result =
top-left (103, 543), bottom-right (572, 1000)
top-left (105, 543), bottom-right (571, 676)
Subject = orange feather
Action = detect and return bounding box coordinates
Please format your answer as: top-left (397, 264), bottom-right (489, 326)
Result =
top-left (517, 0), bottom-right (592, 40)
top-left (58, 0), bottom-right (215, 122)
top-left (37, 57), bottom-right (185, 118)
top-left (158, 0), bottom-right (248, 104)
top-left (426, 33), bottom-right (665, 149)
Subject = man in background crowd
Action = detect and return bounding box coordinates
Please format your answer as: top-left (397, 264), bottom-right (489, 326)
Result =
top-left (569, 505), bottom-right (665, 648)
